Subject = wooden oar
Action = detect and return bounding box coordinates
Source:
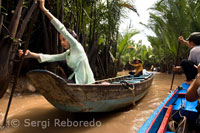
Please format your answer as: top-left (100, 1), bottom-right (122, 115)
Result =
top-left (169, 32), bottom-right (182, 92)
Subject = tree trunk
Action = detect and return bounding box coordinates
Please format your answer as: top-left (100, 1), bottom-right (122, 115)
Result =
top-left (0, 0), bottom-right (24, 98)
top-left (0, 0), bottom-right (3, 34)
top-left (58, 0), bottom-right (64, 53)
top-left (42, 14), bottom-right (50, 53)
top-left (16, 1), bottom-right (37, 39)
top-left (0, 37), bottom-right (12, 98)
top-left (0, 16), bottom-right (3, 35)
top-left (0, 1), bottom-right (37, 98)
top-left (88, 5), bottom-right (98, 76)
top-left (80, 1), bottom-right (86, 48)
top-left (8, 0), bottom-right (24, 38)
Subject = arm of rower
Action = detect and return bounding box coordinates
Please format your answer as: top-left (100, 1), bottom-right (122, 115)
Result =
top-left (38, 0), bottom-right (54, 20)
top-left (178, 36), bottom-right (193, 48)
top-left (186, 65), bottom-right (200, 101)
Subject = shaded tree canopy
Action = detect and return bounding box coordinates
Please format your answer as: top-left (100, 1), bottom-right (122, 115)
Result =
top-left (0, 0), bottom-right (139, 81)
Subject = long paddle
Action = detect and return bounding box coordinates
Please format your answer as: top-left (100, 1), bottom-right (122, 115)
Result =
top-left (169, 32), bottom-right (182, 92)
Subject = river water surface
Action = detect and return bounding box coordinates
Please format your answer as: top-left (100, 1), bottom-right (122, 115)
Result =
top-left (0, 72), bottom-right (185, 133)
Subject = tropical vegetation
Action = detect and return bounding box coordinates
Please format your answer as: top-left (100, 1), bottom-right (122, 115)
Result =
top-left (1, 0), bottom-right (200, 85)
top-left (145, 0), bottom-right (200, 72)
top-left (0, 0), bottom-right (138, 82)
top-left (118, 0), bottom-right (200, 73)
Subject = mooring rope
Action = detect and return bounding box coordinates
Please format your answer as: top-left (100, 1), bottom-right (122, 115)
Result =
top-left (121, 80), bottom-right (135, 105)
top-left (168, 97), bottom-right (187, 132)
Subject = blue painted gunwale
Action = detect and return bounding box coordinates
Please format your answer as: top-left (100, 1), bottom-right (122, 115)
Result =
top-left (138, 83), bottom-right (198, 133)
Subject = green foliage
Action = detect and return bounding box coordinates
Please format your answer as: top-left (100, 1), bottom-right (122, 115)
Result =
top-left (143, 0), bottom-right (200, 72)
top-left (0, 6), bottom-right (8, 15)
top-left (1, 0), bottom-right (139, 78)
top-left (116, 30), bottom-right (139, 66)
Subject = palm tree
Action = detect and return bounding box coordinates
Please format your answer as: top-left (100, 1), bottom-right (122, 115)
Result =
top-left (144, 0), bottom-right (200, 72)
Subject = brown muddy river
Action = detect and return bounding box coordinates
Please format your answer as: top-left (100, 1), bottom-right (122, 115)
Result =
top-left (0, 72), bottom-right (185, 133)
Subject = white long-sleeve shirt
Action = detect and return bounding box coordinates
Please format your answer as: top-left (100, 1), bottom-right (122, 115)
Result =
top-left (37, 17), bottom-right (95, 84)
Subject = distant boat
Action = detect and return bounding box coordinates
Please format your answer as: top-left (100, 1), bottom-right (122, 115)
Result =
top-left (138, 83), bottom-right (200, 133)
top-left (27, 69), bottom-right (154, 112)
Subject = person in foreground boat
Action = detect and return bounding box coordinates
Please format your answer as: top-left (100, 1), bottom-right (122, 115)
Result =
top-left (173, 32), bottom-right (200, 84)
top-left (186, 64), bottom-right (200, 102)
top-left (18, 0), bottom-right (95, 84)
top-left (129, 58), bottom-right (143, 77)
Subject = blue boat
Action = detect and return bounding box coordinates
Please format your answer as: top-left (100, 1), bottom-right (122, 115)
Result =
top-left (27, 69), bottom-right (154, 112)
top-left (138, 82), bottom-right (200, 132)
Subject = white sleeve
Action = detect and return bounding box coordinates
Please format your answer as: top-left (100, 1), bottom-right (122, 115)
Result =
top-left (38, 52), bottom-right (66, 63)
top-left (50, 17), bottom-right (79, 48)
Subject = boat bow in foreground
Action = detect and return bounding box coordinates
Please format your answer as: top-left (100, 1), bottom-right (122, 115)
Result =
top-left (138, 83), bottom-right (200, 133)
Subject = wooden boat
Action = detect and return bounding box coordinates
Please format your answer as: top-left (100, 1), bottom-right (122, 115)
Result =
top-left (27, 69), bottom-right (154, 112)
top-left (138, 82), bottom-right (200, 133)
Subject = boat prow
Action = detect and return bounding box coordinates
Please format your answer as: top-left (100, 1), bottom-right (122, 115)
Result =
top-left (138, 83), bottom-right (200, 132)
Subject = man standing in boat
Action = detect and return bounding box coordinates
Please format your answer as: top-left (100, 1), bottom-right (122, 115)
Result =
top-left (19, 0), bottom-right (95, 84)
top-left (173, 32), bottom-right (200, 84)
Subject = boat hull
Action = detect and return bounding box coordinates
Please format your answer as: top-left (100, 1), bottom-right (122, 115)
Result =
top-left (27, 69), bottom-right (154, 112)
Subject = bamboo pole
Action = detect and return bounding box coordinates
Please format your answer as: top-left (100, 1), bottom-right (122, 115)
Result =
top-left (169, 32), bottom-right (182, 92)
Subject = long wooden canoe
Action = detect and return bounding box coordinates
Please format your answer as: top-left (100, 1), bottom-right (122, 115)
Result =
top-left (138, 83), bottom-right (200, 132)
top-left (27, 69), bottom-right (154, 112)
